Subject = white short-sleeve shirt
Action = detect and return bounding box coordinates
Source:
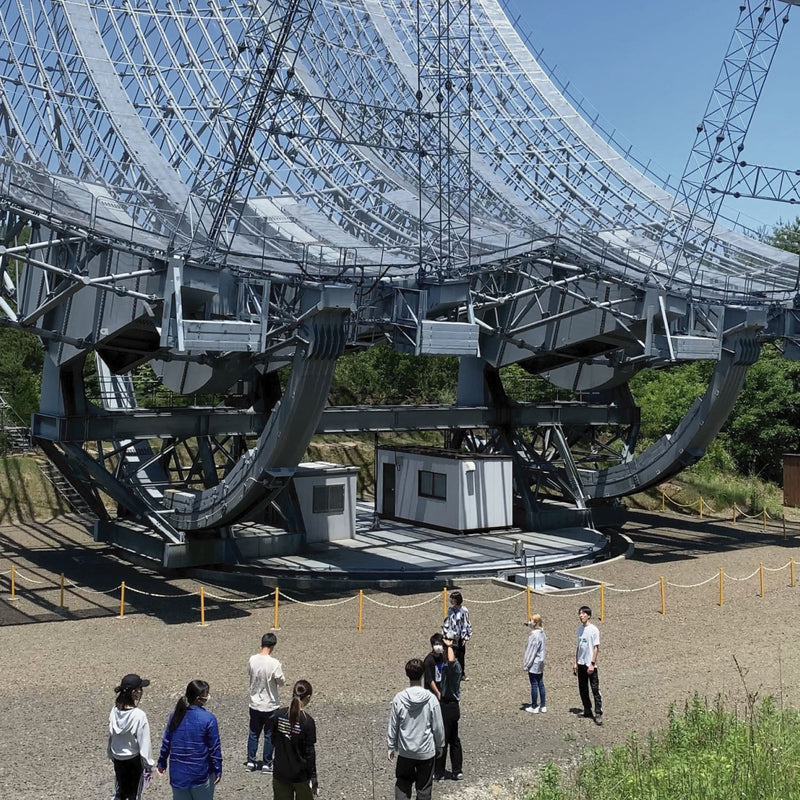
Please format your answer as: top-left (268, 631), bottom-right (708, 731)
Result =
top-left (576, 622), bottom-right (599, 666)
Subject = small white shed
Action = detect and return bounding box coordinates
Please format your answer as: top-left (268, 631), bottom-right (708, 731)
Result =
top-left (376, 446), bottom-right (513, 533)
top-left (292, 461), bottom-right (359, 543)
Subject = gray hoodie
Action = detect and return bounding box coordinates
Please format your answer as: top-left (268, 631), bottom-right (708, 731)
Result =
top-left (387, 686), bottom-right (444, 760)
top-left (107, 706), bottom-right (154, 766)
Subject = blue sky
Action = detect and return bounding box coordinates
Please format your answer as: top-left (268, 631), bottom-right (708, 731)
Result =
top-left (500, 0), bottom-right (800, 232)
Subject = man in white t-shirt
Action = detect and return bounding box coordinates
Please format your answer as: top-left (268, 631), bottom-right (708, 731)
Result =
top-left (246, 632), bottom-right (285, 772)
top-left (573, 605), bottom-right (603, 725)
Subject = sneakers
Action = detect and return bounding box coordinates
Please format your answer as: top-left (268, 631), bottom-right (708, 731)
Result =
top-left (539, 706), bottom-right (547, 713)
top-left (244, 761), bottom-right (257, 772)
top-left (525, 705), bottom-right (540, 714)
top-left (594, 714), bottom-right (603, 726)
top-left (454, 773), bottom-right (464, 781)
top-left (434, 774), bottom-right (446, 782)
top-left (261, 762), bottom-right (273, 773)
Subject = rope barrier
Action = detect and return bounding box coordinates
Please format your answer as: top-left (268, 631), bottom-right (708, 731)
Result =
top-left (202, 590), bottom-right (275, 603)
top-left (362, 594), bottom-right (439, 609)
top-left (73, 584), bottom-right (122, 595)
top-left (722, 567), bottom-right (761, 582)
top-left (533, 585), bottom-right (598, 596)
top-left (665, 575), bottom-right (718, 589)
top-left (661, 493), bottom-right (786, 531)
top-left (465, 591), bottom-right (527, 605)
top-left (6, 568), bottom-right (44, 583)
top-left (2, 550), bottom-right (799, 625)
top-left (662, 493), bottom-right (698, 511)
top-left (732, 504), bottom-right (764, 521)
top-left (606, 581), bottom-right (660, 593)
top-left (125, 586), bottom-right (190, 599)
top-left (280, 591), bottom-right (358, 607)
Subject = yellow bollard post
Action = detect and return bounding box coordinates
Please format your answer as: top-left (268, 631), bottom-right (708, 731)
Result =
top-left (199, 586), bottom-right (207, 627)
top-left (792, 557), bottom-right (796, 588)
top-left (9, 564), bottom-right (16, 601)
top-left (60, 573), bottom-right (65, 608)
top-left (358, 589), bottom-right (363, 631)
top-left (660, 576), bottom-right (666, 616)
top-left (661, 490), bottom-right (665, 512)
top-left (526, 584), bottom-right (531, 621)
top-left (119, 581), bottom-right (126, 618)
top-left (273, 586), bottom-right (280, 630)
top-left (599, 583), bottom-right (605, 621)
top-left (443, 587), bottom-right (448, 619)
top-left (732, 504), bottom-right (737, 525)
top-left (719, 568), bottom-right (724, 606)
top-left (763, 507), bottom-right (767, 532)
top-left (759, 562), bottom-right (764, 598)
top-left (699, 496), bottom-right (704, 518)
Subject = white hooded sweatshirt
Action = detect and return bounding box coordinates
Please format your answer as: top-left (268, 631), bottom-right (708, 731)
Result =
top-left (107, 706), bottom-right (154, 766)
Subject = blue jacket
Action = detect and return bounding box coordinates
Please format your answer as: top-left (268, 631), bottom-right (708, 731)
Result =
top-left (158, 706), bottom-right (222, 789)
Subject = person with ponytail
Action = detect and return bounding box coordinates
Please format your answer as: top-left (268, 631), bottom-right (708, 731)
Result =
top-left (270, 679), bottom-right (318, 799)
top-left (157, 680), bottom-right (222, 799)
top-left (107, 673), bottom-right (154, 800)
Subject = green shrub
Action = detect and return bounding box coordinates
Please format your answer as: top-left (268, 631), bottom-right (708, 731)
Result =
top-left (526, 696), bottom-right (800, 800)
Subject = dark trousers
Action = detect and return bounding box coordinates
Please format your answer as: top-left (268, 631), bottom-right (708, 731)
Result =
top-left (577, 664), bottom-right (602, 716)
top-left (248, 707), bottom-right (277, 763)
top-left (395, 754), bottom-right (435, 800)
top-left (112, 755), bottom-right (145, 800)
top-left (435, 700), bottom-right (462, 777)
top-left (272, 777), bottom-right (314, 800)
top-left (454, 642), bottom-right (467, 677)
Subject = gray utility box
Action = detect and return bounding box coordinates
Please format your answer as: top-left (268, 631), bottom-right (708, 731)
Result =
top-left (292, 461), bottom-right (359, 543)
top-left (376, 446), bottom-right (513, 533)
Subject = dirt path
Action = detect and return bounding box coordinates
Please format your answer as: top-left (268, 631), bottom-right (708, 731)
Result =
top-left (0, 511), bottom-right (798, 799)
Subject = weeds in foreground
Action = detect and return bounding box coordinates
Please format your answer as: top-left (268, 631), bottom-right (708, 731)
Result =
top-left (526, 695), bottom-right (800, 800)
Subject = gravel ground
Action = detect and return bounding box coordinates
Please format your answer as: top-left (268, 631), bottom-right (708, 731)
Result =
top-left (1, 511), bottom-right (799, 799)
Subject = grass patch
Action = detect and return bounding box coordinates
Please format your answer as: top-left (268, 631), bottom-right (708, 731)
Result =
top-left (0, 454), bottom-right (69, 522)
top-left (629, 471), bottom-right (786, 520)
top-left (527, 695), bottom-right (800, 800)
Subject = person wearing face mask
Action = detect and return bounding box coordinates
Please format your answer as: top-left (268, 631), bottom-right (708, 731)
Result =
top-left (433, 638), bottom-right (463, 782)
top-left (423, 634), bottom-right (446, 701)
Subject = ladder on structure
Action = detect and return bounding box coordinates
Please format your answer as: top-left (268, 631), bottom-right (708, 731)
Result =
top-left (33, 453), bottom-right (96, 520)
top-left (0, 392), bottom-right (32, 454)
top-left (0, 391), bottom-right (97, 520)
top-left (4, 426), bottom-right (31, 453)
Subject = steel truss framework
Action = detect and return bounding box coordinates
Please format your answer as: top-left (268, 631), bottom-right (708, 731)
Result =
top-left (0, 0), bottom-right (799, 556)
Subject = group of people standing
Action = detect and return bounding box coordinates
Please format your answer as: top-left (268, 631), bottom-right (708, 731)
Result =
top-left (387, 590), bottom-right (472, 800)
top-left (106, 632), bottom-right (316, 800)
top-left (245, 632), bottom-right (318, 799)
top-left (522, 604), bottom-right (603, 724)
top-left (106, 594), bottom-right (603, 800)
top-left (107, 674), bottom-right (221, 800)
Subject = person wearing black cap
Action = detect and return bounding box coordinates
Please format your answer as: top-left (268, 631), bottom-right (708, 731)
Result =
top-left (108, 673), bottom-right (154, 800)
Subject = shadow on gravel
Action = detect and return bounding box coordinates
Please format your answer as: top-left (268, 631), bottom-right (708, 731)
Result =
top-left (624, 509), bottom-right (797, 563)
top-left (0, 517), bottom-right (257, 627)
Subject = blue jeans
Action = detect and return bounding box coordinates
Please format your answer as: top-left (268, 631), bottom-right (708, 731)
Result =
top-left (171, 775), bottom-right (215, 800)
top-left (248, 708), bottom-right (277, 763)
top-left (528, 671), bottom-right (546, 707)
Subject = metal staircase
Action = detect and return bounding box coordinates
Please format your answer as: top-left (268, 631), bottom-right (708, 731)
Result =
top-left (0, 391), bottom-right (94, 519)
top-left (32, 452), bottom-right (95, 520)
